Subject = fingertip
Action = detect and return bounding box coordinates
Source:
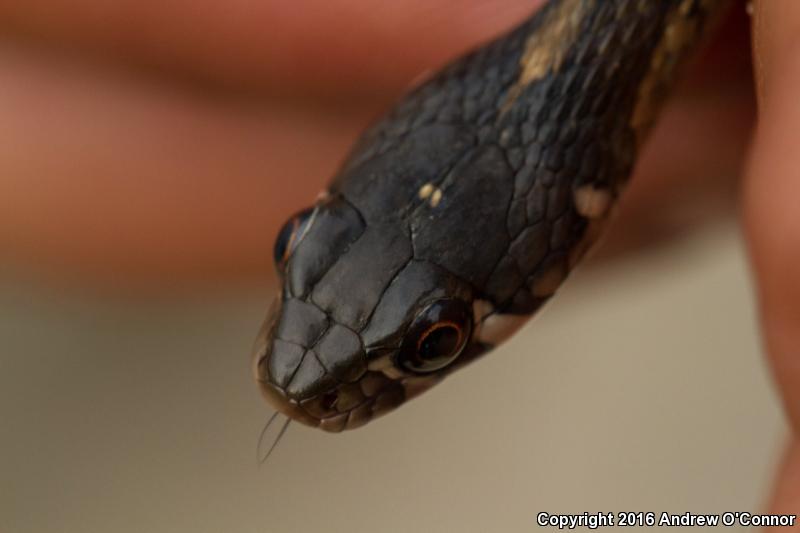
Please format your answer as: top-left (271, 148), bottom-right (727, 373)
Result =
top-left (744, 24), bottom-right (800, 430)
top-left (752, 0), bottom-right (800, 106)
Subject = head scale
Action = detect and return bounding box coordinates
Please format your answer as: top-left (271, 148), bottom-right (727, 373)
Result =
top-left (252, 192), bottom-right (507, 432)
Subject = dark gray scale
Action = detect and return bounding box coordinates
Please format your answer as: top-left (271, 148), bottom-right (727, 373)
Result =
top-left (330, 124), bottom-right (475, 225)
top-left (311, 223), bottom-right (412, 331)
top-left (285, 351), bottom-right (337, 400)
top-left (286, 195), bottom-right (365, 299)
top-left (314, 325), bottom-right (366, 383)
top-left (274, 298), bottom-right (328, 347)
top-left (409, 144), bottom-right (515, 288)
top-left (361, 260), bottom-right (474, 348)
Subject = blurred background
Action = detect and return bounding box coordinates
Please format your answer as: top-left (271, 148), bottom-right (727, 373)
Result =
top-left (0, 2), bottom-right (786, 532)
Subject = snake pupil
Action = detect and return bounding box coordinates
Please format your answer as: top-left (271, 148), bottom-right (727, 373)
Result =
top-left (419, 326), bottom-right (460, 360)
top-left (398, 299), bottom-right (472, 374)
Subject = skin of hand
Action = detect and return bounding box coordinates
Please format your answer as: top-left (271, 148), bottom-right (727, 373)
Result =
top-left (0, 0), bottom-right (795, 516)
top-left (749, 1), bottom-right (800, 521)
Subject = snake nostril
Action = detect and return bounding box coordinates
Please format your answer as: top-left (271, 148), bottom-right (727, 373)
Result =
top-left (321, 391), bottom-right (339, 412)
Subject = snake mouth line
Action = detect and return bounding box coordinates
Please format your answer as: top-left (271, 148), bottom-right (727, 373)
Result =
top-left (256, 371), bottom-right (444, 432)
top-left (314, 392), bottom-right (399, 433)
top-left (255, 335), bottom-right (489, 432)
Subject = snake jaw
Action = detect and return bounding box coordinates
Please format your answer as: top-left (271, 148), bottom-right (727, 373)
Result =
top-left (254, 370), bottom-right (411, 433)
top-left (255, 381), bottom-right (321, 429)
top-left (253, 294), bottom-right (423, 432)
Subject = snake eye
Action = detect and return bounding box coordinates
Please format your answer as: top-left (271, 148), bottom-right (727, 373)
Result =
top-left (274, 207), bottom-right (314, 267)
top-left (398, 299), bottom-right (472, 373)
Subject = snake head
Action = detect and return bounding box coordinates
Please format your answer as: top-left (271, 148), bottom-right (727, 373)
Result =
top-left (252, 193), bottom-right (502, 432)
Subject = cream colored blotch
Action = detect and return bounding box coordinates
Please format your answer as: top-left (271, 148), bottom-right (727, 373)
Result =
top-left (473, 299), bottom-right (528, 346)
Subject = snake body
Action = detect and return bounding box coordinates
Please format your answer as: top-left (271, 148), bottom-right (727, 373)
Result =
top-left (253, 0), bottom-right (727, 432)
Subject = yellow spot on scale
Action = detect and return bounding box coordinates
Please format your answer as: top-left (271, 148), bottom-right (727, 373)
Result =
top-left (418, 183), bottom-right (443, 208)
top-left (574, 185), bottom-right (612, 219)
top-left (418, 183), bottom-right (434, 199)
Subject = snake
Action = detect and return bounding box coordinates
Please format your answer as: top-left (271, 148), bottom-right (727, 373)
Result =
top-left (252, 0), bottom-right (729, 437)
